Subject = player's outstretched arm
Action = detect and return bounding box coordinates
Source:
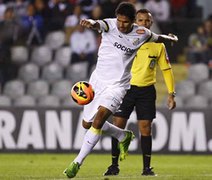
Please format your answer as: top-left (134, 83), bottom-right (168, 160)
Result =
top-left (157, 33), bottom-right (178, 43)
top-left (80, 19), bottom-right (100, 31)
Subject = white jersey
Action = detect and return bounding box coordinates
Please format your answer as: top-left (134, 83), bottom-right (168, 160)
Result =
top-left (83, 18), bottom-right (159, 121)
top-left (93, 18), bottom-right (158, 89)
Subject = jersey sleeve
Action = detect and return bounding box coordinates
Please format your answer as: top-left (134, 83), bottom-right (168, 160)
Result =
top-left (149, 31), bottom-right (160, 42)
top-left (158, 43), bottom-right (175, 93)
top-left (162, 69), bottom-right (175, 93)
top-left (144, 28), bottom-right (159, 42)
top-left (136, 26), bottom-right (159, 43)
top-left (157, 43), bottom-right (171, 70)
top-left (96, 19), bottom-right (110, 32)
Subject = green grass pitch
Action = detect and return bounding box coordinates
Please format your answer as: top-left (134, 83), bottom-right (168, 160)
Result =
top-left (0, 153), bottom-right (211, 180)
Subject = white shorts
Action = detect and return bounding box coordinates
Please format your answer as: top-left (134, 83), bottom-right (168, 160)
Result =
top-left (83, 72), bottom-right (127, 123)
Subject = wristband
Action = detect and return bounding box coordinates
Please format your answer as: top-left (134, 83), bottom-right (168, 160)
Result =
top-left (169, 92), bottom-right (176, 97)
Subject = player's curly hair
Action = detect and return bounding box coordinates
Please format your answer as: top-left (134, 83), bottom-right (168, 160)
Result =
top-left (115, 2), bottom-right (136, 21)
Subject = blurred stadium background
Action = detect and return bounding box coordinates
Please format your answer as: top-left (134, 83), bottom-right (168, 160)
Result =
top-left (0, 0), bottom-right (212, 179)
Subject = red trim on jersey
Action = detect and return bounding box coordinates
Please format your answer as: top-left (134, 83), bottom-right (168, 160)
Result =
top-left (136, 29), bottom-right (145, 34)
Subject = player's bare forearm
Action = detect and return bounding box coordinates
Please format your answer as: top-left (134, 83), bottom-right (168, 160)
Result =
top-left (80, 19), bottom-right (100, 31)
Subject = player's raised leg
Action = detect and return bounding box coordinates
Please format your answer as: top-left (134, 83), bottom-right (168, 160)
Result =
top-left (101, 121), bottom-right (135, 161)
top-left (63, 106), bottom-right (134, 178)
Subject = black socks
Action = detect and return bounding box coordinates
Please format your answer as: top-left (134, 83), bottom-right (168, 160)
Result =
top-left (111, 137), bottom-right (120, 166)
top-left (141, 135), bottom-right (152, 169)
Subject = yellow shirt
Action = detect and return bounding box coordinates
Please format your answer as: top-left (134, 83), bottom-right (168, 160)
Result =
top-left (130, 42), bottom-right (171, 87)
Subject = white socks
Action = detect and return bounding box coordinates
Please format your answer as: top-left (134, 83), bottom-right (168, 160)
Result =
top-left (73, 121), bottom-right (126, 165)
top-left (101, 121), bottom-right (126, 141)
top-left (74, 127), bottom-right (101, 165)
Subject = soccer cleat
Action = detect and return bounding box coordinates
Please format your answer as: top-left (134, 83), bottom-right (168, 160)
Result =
top-left (119, 130), bottom-right (135, 161)
top-left (103, 164), bottom-right (120, 176)
top-left (63, 162), bottom-right (80, 178)
top-left (142, 167), bottom-right (157, 176)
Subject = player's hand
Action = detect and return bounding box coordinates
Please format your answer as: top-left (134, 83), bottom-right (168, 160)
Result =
top-left (168, 33), bottom-right (178, 42)
top-left (167, 95), bottom-right (176, 110)
top-left (80, 19), bottom-right (96, 29)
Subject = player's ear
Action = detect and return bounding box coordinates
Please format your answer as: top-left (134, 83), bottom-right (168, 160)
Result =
top-left (133, 18), bottom-right (136, 23)
top-left (150, 20), bottom-right (153, 27)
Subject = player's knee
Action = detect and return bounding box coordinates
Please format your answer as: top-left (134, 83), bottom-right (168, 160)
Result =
top-left (112, 116), bottom-right (127, 129)
top-left (140, 126), bottom-right (151, 136)
top-left (92, 106), bottom-right (112, 129)
top-left (82, 120), bottom-right (92, 129)
top-left (139, 121), bottom-right (152, 136)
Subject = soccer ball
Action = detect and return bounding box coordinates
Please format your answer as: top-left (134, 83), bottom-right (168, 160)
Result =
top-left (70, 81), bottom-right (94, 105)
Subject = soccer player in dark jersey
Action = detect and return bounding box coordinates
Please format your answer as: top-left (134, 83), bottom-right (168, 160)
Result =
top-left (104, 9), bottom-right (176, 176)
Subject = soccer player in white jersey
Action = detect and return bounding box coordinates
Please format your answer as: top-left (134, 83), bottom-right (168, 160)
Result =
top-left (64, 2), bottom-right (178, 178)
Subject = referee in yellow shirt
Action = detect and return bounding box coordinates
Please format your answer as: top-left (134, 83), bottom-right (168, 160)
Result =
top-left (104, 9), bottom-right (176, 176)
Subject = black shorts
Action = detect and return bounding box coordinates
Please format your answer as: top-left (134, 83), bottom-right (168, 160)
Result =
top-left (114, 85), bottom-right (156, 120)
